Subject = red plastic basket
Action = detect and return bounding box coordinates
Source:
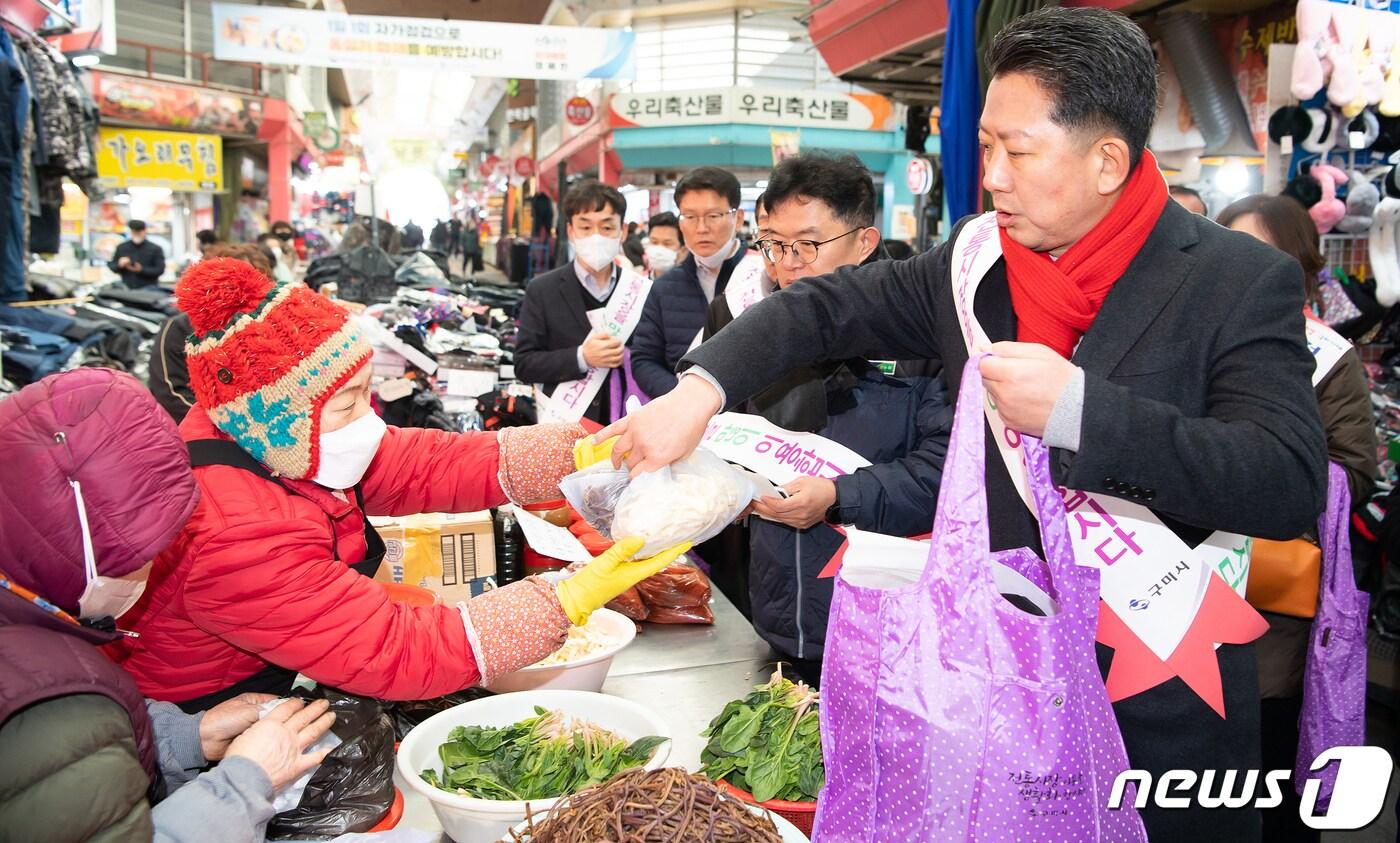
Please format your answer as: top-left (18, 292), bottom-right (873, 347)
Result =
top-left (720, 781), bottom-right (817, 836)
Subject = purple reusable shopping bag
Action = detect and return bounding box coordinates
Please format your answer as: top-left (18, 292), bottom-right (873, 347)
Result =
top-left (1295, 462), bottom-right (1368, 806)
top-left (813, 357), bottom-right (1147, 843)
top-left (607, 349), bottom-right (649, 423)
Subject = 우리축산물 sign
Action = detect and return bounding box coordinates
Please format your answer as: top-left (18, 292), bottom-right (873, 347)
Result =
top-left (609, 87), bottom-right (894, 132)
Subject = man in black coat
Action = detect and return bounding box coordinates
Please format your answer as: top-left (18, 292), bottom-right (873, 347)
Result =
top-left (107, 220), bottom-right (165, 288)
top-left (514, 180), bottom-right (636, 425)
top-left (599, 9), bottom-right (1327, 841)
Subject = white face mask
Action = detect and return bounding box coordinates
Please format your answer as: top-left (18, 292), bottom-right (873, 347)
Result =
top-left (572, 234), bottom-right (623, 272)
top-left (313, 411), bottom-right (388, 490)
top-left (79, 572), bottom-right (148, 621)
top-left (693, 233), bottom-right (737, 270)
top-left (645, 243), bottom-right (678, 275)
top-left (69, 479), bottom-right (149, 621)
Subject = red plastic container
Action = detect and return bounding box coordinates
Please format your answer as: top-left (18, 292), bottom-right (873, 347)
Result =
top-left (720, 781), bottom-right (817, 836)
top-left (366, 786), bottom-right (404, 832)
top-left (522, 499), bottom-right (573, 575)
top-left (380, 581), bottom-right (440, 607)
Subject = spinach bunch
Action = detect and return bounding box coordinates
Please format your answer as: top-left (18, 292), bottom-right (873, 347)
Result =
top-left (421, 707), bottom-right (667, 801)
top-left (700, 671), bottom-right (823, 803)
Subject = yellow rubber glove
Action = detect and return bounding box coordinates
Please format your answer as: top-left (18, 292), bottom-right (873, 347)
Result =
top-left (555, 536), bottom-right (691, 626)
top-left (573, 435), bottom-right (618, 471)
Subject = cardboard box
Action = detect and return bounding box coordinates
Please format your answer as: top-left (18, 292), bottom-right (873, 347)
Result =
top-left (370, 511), bottom-right (497, 602)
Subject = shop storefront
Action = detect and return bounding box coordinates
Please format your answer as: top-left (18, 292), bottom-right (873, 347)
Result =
top-left (601, 87), bottom-right (916, 235)
top-left (87, 72), bottom-right (311, 251)
top-left (90, 125), bottom-right (224, 275)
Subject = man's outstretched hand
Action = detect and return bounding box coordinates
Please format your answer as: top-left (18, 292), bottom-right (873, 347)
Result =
top-left (595, 374), bottom-right (722, 476)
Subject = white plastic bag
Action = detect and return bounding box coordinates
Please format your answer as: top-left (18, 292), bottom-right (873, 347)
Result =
top-left (257, 698), bottom-right (344, 813)
top-left (559, 447), bottom-right (756, 557)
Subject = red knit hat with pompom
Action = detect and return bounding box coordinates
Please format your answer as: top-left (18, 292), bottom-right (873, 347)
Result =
top-left (176, 258), bottom-right (372, 479)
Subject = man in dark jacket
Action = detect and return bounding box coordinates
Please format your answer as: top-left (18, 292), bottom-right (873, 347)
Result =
top-left (515, 180), bottom-right (639, 424)
top-left (600, 10), bottom-right (1328, 841)
top-left (108, 220), bottom-right (166, 288)
top-left (719, 154), bottom-right (949, 685)
top-left (631, 167), bottom-right (759, 398)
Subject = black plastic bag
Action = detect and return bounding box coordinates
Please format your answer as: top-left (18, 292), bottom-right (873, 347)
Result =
top-left (265, 689), bottom-right (396, 840)
top-left (386, 689), bottom-right (494, 742)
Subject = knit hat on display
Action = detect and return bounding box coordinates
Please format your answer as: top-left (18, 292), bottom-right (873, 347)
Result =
top-left (176, 258), bottom-right (372, 479)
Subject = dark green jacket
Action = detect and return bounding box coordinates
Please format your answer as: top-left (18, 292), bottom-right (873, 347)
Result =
top-left (0, 693), bottom-right (152, 842)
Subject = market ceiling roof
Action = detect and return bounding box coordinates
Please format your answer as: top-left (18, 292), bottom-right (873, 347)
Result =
top-left (806, 0), bottom-right (1288, 106)
top-left (340, 0), bottom-right (553, 24)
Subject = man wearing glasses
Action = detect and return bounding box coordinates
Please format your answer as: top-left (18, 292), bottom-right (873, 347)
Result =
top-left (514, 180), bottom-right (648, 424)
top-left (704, 153), bottom-right (951, 686)
top-left (631, 167), bottom-right (763, 398)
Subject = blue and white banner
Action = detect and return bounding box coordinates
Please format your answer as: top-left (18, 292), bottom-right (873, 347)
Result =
top-left (212, 4), bottom-right (635, 80)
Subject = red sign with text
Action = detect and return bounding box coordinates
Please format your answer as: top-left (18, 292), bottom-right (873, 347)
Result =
top-left (565, 96), bottom-right (595, 126)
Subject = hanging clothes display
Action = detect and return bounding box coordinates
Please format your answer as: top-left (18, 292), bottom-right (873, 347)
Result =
top-left (0, 28), bottom-right (27, 303)
top-left (0, 25), bottom-right (99, 263)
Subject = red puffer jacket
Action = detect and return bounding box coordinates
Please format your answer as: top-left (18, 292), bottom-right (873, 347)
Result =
top-left (113, 406), bottom-right (510, 703)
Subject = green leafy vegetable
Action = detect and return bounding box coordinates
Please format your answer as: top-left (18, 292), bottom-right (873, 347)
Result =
top-left (700, 669), bottom-right (824, 803)
top-left (420, 706), bottom-right (667, 801)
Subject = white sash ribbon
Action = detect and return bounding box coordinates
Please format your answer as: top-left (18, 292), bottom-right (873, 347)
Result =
top-left (535, 268), bottom-right (652, 423)
top-left (1304, 316), bottom-right (1350, 386)
top-left (699, 411), bottom-right (871, 485)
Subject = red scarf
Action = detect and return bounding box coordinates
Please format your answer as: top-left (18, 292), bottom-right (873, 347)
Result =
top-left (1000, 149), bottom-right (1169, 358)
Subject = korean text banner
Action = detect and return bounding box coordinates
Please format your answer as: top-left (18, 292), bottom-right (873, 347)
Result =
top-left (609, 88), bottom-right (895, 132)
top-left (97, 129), bottom-right (224, 192)
top-left (211, 3), bottom-right (635, 80)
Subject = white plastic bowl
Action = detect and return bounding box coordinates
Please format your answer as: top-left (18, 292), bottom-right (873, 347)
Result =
top-left (485, 607), bottom-right (635, 694)
top-left (397, 689), bottom-right (672, 843)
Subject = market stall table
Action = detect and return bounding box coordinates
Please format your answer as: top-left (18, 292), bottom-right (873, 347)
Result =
top-left (393, 588), bottom-right (780, 839)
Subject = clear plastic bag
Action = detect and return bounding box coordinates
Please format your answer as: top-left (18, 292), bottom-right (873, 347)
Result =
top-left (558, 447), bottom-right (755, 557)
top-left (634, 557), bottom-right (714, 624)
top-left (558, 461), bottom-right (632, 536)
top-left (561, 556), bottom-right (715, 624)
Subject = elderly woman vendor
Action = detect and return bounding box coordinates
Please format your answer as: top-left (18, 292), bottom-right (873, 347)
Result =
top-left (111, 258), bottom-right (680, 709)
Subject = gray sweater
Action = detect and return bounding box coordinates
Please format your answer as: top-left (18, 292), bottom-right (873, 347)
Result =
top-left (146, 701), bottom-right (276, 843)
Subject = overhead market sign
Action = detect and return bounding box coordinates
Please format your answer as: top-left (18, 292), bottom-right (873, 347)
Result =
top-left (91, 73), bottom-right (264, 137)
top-left (97, 128), bottom-right (223, 192)
top-left (609, 88), bottom-right (894, 132)
top-left (211, 3), bottom-right (635, 80)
